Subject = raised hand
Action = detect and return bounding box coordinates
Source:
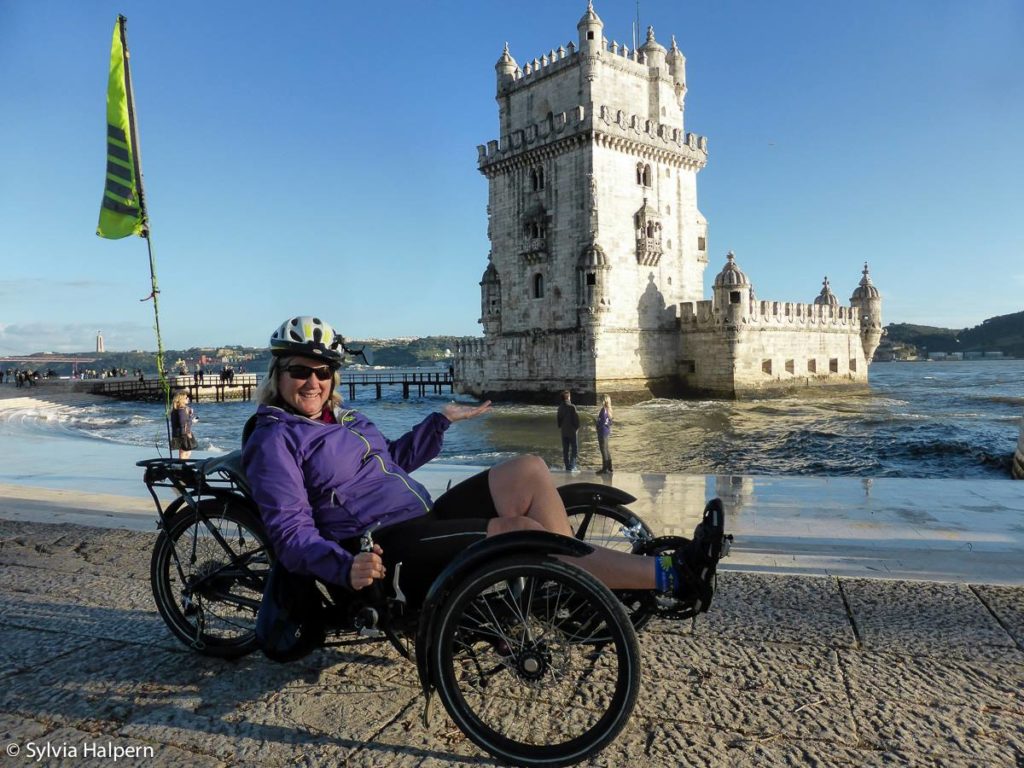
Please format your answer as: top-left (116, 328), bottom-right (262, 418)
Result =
top-left (442, 400), bottom-right (493, 423)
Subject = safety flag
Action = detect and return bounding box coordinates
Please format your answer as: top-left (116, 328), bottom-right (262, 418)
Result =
top-left (97, 15), bottom-right (148, 239)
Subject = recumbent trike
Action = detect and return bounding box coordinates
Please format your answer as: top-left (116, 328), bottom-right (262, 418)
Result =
top-left (139, 451), bottom-right (718, 767)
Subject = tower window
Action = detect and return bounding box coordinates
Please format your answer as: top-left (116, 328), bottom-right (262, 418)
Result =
top-left (586, 272), bottom-right (596, 286)
top-left (533, 273), bottom-right (544, 298)
top-left (829, 358), bottom-right (839, 373)
top-left (531, 167), bottom-right (545, 191)
top-left (729, 291), bottom-right (741, 304)
top-left (698, 236), bottom-right (706, 251)
top-left (635, 163), bottom-right (652, 187)
top-left (587, 31), bottom-right (595, 40)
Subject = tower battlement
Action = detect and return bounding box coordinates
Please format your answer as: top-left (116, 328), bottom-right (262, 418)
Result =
top-left (503, 42), bottom-right (578, 88)
top-left (477, 105), bottom-right (707, 170)
top-left (680, 299), bottom-right (861, 331)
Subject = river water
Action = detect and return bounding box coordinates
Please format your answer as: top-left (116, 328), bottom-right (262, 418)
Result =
top-left (2, 360), bottom-right (1020, 481)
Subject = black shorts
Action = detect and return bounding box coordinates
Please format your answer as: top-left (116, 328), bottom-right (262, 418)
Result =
top-left (345, 470), bottom-right (497, 604)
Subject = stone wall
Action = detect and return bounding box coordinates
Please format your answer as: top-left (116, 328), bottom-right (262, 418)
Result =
top-left (678, 300), bottom-right (869, 396)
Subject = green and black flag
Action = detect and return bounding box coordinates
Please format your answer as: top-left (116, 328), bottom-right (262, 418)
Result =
top-left (97, 15), bottom-right (147, 239)
top-left (96, 15), bottom-right (172, 451)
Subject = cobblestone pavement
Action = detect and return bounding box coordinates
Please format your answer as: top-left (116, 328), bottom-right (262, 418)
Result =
top-left (0, 519), bottom-right (1021, 767)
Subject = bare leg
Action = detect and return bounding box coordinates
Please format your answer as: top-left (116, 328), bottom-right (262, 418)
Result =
top-left (487, 455), bottom-right (655, 590)
top-left (488, 455), bottom-right (573, 536)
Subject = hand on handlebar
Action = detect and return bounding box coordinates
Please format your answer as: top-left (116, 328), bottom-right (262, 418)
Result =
top-left (349, 544), bottom-right (385, 590)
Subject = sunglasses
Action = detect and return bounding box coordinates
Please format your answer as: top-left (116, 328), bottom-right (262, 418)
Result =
top-left (282, 364), bottom-right (334, 382)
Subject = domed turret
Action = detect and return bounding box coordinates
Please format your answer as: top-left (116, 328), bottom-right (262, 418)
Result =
top-left (577, 1), bottom-right (604, 54)
top-left (639, 26), bottom-right (666, 68)
top-left (479, 258), bottom-right (502, 335)
top-left (850, 262), bottom-right (881, 301)
top-left (668, 34), bottom-right (687, 103)
top-left (495, 42), bottom-right (518, 93)
top-left (577, 241), bottom-right (610, 317)
top-left (814, 277), bottom-right (839, 307)
top-left (713, 251), bottom-right (754, 322)
top-left (578, 241), bottom-right (608, 268)
top-left (849, 262), bottom-right (882, 361)
top-left (713, 251), bottom-right (749, 288)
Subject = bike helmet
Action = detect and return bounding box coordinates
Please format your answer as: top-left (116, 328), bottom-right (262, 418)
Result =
top-left (269, 316), bottom-right (343, 365)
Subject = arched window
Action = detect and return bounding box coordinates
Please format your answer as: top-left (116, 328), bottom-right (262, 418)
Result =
top-left (642, 164), bottom-right (652, 187)
top-left (531, 166), bottom-right (545, 191)
top-left (533, 273), bottom-right (545, 298)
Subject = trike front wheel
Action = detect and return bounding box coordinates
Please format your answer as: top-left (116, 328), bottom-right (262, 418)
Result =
top-left (432, 554), bottom-right (640, 767)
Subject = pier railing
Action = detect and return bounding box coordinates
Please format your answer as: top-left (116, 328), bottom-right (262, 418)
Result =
top-left (91, 374), bottom-right (261, 402)
top-left (90, 370), bottom-right (454, 402)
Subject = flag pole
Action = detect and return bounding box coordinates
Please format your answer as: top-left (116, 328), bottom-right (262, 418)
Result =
top-left (119, 15), bottom-right (172, 451)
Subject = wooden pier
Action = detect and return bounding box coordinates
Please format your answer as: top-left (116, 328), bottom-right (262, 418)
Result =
top-left (91, 374), bottom-right (260, 402)
top-left (342, 371), bottom-right (454, 400)
top-left (90, 370), bottom-right (453, 402)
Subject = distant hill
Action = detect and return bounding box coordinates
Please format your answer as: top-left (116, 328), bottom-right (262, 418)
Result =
top-left (883, 310), bottom-right (1024, 358)
top-left (10, 337), bottom-right (474, 376)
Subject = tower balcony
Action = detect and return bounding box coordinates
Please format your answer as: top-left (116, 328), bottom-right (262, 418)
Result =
top-left (635, 238), bottom-right (663, 267)
top-left (521, 238), bottom-right (549, 264)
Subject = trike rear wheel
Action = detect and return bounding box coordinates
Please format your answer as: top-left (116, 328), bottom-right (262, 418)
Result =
top-left (150, 500), bottom-right (271, 658)
top-left (432, 555), bottom-right (640, 767)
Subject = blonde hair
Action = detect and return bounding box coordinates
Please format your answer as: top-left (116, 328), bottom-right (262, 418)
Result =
top-left (256, 356), bottom-right (341, 410)
top-left (601, 394), bottom-right (613, 418)
top-left (172, 389), bottom-right (188, 410)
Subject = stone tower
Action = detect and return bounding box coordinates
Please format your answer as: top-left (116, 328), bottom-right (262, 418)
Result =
top-left (458, 3), bottom-right (710, 403)
top-left (457, 3), bottom-right (882, 401)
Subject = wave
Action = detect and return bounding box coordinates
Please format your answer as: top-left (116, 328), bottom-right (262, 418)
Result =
top-left (973, 395), bottom-right (1024, 407)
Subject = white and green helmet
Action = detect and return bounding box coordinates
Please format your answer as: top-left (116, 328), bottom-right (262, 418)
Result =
top-left (269, 316), bottom-right (343, 365)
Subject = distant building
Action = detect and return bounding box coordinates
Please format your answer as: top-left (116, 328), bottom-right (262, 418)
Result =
top-left (96, 331), bottom-right (104, 354)
top-left (456, 4), bottom-right (882, 402)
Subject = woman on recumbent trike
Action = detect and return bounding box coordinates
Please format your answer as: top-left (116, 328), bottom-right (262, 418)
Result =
top-left (241, 315), bottom-right (731, 765)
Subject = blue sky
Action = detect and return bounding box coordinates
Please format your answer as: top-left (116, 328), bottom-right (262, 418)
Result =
top-left (1, 1), bottom-right (1021, 355)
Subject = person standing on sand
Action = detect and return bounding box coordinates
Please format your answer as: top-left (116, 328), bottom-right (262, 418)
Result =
top-left (169, 390), bottom-right (197, 459)
top-left (556, 390), bottom-right (580, 472)
top-left (596, 394), bottom-right (614, 475)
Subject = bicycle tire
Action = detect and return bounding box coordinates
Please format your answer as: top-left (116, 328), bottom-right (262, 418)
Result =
top-left (565, 501), bottom-right (657, 632)
top-left (432, 554), bottom-right (640, 768)
top-left (564, 501), bottom-right (653, 553)
top-left (150, 499), bottom-right (271, 658)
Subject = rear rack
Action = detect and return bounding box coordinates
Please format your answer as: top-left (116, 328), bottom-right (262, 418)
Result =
top-left (137, 450), bottom-right (251, 528)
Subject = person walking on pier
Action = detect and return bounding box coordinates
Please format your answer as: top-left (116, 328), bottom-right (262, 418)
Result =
top-left (596, 394), bottom-right (614, 475)
top-left (170, 389), bottom-right (197, 459)
top-left (557, 390), bottom-right (580, 472)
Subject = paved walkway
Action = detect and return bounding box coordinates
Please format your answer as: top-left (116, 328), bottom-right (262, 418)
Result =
top-left (0, 516), bottom-right (1022, 767)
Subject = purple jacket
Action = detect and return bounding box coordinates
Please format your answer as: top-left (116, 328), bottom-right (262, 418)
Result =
top-left (242, 404), bottom-right (450, 588)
